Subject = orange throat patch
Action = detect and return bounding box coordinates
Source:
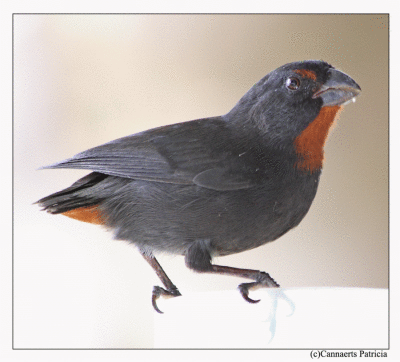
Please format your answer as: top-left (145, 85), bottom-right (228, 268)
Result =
top-left (294, 105), bottom-right (342, 173)
top-left (62, 206), bottom-right (104, 225)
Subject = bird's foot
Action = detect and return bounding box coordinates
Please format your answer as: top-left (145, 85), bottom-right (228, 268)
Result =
top-left (238, 272), bottom-right (280, 304)
top-left (152, 285), bottom-right (182, 314)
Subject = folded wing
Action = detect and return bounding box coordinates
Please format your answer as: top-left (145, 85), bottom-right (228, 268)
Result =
top-left (43, 117), bottom-right (260, 191)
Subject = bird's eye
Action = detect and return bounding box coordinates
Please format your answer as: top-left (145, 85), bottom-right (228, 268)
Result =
top-left (285, 77), bottom-right (300, 90)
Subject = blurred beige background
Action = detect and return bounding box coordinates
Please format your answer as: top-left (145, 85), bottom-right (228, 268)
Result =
top-left (14, 14), bottom-right (388, 348)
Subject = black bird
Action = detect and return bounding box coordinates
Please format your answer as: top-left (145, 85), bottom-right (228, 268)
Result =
top-left (37, 60), bottom-right (361, 313)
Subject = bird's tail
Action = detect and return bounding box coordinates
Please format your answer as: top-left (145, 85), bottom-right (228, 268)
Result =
top-left (36, 172), bottom-right (108, 224)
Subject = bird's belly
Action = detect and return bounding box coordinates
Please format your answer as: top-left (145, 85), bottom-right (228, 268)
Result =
top-left (210, 188), bottom-right (316, 256)
top-left (102, 177), bottom-right (319, 256)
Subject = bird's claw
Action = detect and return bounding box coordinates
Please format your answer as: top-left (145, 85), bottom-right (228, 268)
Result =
top-left (239, 282), bottom-right (261, 303)
top-left (151, 285), bottom-right (182, 314)
top-left (238, 272), bottom-right (280, 304)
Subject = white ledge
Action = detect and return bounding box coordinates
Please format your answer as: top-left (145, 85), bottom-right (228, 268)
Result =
top-left (154, 287), bottom-right (388, 349)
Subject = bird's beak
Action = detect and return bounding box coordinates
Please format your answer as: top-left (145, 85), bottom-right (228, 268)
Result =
top-left (313, 68), bottom-right (361, 106)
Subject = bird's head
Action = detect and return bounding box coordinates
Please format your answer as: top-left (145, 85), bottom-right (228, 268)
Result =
top-left (227, 60), bottom-right (361, 172)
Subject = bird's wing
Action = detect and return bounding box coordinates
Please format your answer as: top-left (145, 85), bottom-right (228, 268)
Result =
top-left (43, 117), bottom-right (258, 191)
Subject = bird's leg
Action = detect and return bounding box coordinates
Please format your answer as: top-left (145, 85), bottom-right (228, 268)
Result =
top-left (141, 252), bottom-right (181, 314)
top-left (184, 240), bottom-right (279, 304)
top-left (210, 265), bottom-right (280, 303)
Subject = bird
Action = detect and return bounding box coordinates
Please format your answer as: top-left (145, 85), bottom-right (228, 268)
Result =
top-left (36, 60), bottom-right (361, 313)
